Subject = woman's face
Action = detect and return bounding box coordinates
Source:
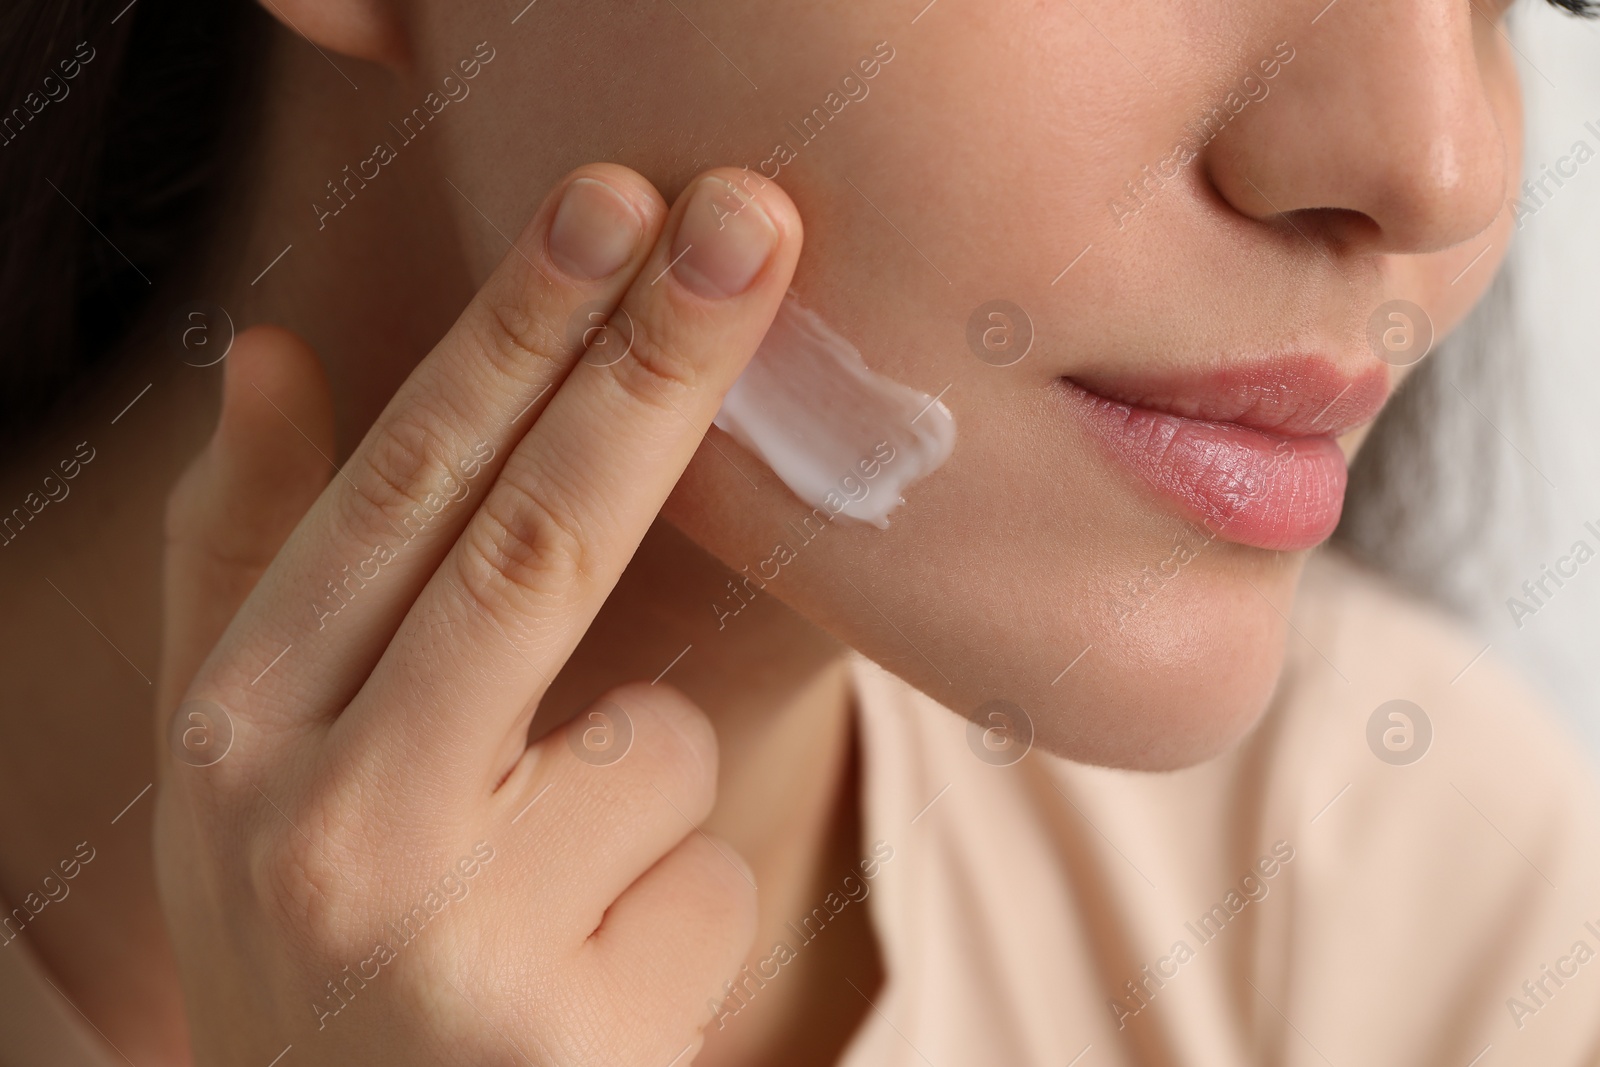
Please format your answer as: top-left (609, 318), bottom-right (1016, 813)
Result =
top-left (402, 0), bottom-right (1522, 769)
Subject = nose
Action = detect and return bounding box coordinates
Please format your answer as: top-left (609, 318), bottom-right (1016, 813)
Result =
top-left (1203, 6), bottom-right (1512, 256)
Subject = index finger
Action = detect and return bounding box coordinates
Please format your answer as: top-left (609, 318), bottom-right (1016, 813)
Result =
top-left (337, 168), bottom-right (803, 790)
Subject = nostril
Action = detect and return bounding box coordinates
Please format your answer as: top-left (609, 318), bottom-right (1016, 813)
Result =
top-left (1285, 206), bottom-right (1383, 253)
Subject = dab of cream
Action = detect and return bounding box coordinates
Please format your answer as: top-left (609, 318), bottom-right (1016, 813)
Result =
top-left (713, 293), bottom-right (956, 528)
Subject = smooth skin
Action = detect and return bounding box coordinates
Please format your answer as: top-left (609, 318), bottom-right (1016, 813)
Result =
top-left (241, 0), bottom-right (1528, 772)
top-left (0, 0), bottom-right (1540, 1064)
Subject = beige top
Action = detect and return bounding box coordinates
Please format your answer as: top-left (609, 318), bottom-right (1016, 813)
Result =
top-left (8, 552), bottom-right (1600, 1066)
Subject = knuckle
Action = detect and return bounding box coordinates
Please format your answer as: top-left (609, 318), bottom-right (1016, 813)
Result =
top-left (606, 319), bottom-right (707, 410)
top-left (457, 478), bottom-right (592, 617)
top-left (247, 809), bottom-right (356, 951)
top-left (677, 836), bottom-right (758, 922)
top-left (344, 411), bottom-right (461, 541)
top-left (589, 840), bottom-right (755, 1025)
top-left (604, 683), bottom-right (718, 810)
top-left (477, 294), bottom-right (567, 376)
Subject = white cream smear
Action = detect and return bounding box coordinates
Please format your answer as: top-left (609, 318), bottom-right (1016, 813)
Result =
top-left (713, 293), bottom-right (956, 528)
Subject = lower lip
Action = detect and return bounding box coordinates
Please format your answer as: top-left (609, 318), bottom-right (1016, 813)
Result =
top-left (1058, 380), bottom-right (1348, 551)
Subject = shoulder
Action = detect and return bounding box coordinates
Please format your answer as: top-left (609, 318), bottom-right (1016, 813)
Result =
top-left (1266, 547), bottom-right (1600, 888)
top-left (847, 553), bottom-right (1600, 1060)
top-left (1280, 547), bottom-right (1592, 799)
top-left (1251, 549), bottom-right (1600, 1059)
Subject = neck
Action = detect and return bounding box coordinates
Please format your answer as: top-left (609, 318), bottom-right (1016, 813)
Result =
top-left (0, 28), bottom-right (870, 1067)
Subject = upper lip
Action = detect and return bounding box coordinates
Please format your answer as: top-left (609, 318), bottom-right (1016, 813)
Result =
top-left (1062, 356), bottom-right (1391, 438)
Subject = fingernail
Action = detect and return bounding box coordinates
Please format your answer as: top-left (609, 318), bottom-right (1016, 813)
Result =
top-left (547, 177), bottom-right (645, 280)
top-left (671, 176), bottom-right (779, 299)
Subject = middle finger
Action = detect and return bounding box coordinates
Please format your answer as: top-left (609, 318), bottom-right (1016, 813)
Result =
top-left (339, 168), bottom-right (802, 793)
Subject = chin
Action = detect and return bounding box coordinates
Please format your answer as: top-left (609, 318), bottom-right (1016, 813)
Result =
top-left (1029, 572), bottom-right (1294, 771)
top-left (911, 549), bottom-right (1295, 773)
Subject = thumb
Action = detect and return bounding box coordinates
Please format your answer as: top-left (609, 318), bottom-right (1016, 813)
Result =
top-left (158, 325), bottom-right (335, 716)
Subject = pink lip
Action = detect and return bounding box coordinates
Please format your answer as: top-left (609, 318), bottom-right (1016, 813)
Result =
top-left (1058, 358), bottom-right (1390, 552)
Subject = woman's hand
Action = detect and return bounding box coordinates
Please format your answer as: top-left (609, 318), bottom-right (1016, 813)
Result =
top-left (154, 163), bottom-right (801, 1065)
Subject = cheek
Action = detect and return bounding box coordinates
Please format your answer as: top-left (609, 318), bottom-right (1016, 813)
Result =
top-left (620, 1), bottom-right (1399, 772)
top-left (666, 391), bottom-right (1296, 772)
top-left (1478, 13), bottom-right (1524, 165)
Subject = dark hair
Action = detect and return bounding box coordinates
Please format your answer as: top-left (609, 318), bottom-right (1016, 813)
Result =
top-left (0, 0), bottom-right (266, 447)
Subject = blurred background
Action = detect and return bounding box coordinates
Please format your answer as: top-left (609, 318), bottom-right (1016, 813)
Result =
top-left (1446, 4), bottom-right (1600, 760)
